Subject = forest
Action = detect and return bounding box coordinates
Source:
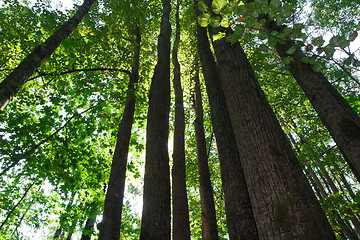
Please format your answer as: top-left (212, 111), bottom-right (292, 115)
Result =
top-left (0, 0), bottom-right (360, 239)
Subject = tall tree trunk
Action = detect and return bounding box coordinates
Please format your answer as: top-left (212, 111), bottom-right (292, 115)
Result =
top-left (194, 3), bottom-right (259, 239)
top-left (263, 19), bottom-right (360, 182)
top-left (193, 69), bottom-right (219, 240)
top-left (98, 28), bottom-right (141, 240)
top-left (140, 2), bottom-right (171, 239)
top-left (171, 1), bottom-right (191, 240)
top-left (209, 26), bottom-right (336, 239)
top-left (0, 0), bottom-right (96, 111)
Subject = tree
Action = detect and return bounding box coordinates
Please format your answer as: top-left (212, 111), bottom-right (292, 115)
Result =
top-left (0, 0), bottom-right (96, 111)
top-left (193, 65), bottom-right (219, 240)
top-left (98, 27), bottom-right (141, 240)
top-left (140, 2), bottom-right (172, 239)
top-left (195, 1), bottom-right (259, 239)
top-left (171, 1), bottom-right (191, 239)
top-left (206, 17), bottom-right (336, 240)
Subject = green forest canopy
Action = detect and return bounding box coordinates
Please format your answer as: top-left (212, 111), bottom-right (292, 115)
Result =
top-left (0, 0), bottom-right (360, 239)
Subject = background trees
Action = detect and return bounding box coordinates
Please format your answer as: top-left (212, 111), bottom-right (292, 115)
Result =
top-left (0, 0), bottom-right (359, 239)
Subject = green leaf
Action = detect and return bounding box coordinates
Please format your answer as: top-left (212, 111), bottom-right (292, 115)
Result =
top-left (329, 35), bottom-right (349, 49)
top-left (198, 13), bottom-right (211, 27)
top-left (220, 17), bottom-right (229, 28)
top-left (213, 32), bottom-right (226, 41)
top-left (286, 45), bottom-right (297, 55)
top-left (311, 36), bottom-right (325, 47)
top-left (198, 1), bottom-right (208, 12)
top-left (269, 0), bottom-right (282, 10)
top-left (283, 56), bottom-right (294, 65)
top-left (258, 44), bottom-right (268, 52)
top-left (209, 16), bottom-right (221, 28)
top-left (212, 0), bottom-right (227, 14)
top-left (302, 57), bottom-right (310, 63)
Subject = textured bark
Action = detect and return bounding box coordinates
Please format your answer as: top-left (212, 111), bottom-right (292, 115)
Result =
top-left (140, 2), bottom-right (171, 239)
top-left (263, 20), bottom-right (360, 182)
top-left (97, 28), bottom-right (141, 240)
top-left (193, 71), bottom-right (219, 240)
top-left (171, 2), bottom-right (191, 240)
top-left (0, 0), bottom-right (96, 111)
top-left (195, 5), bottom-right (258, 239)
top-left (211, 30), bottom-right (336, 239)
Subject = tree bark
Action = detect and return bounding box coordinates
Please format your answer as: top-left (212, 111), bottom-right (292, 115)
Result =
top-left (97, 28), bottom-right (141, 240)
top-left (194, 3), bottom-right (259, 239)
top-left (193, 69), bottom-right (219, 240)
top-left (171, 1), bottom-right (191, 240)
top-left (210, 28), bottom-right (336, 239)
top-left (0, 0), bottom-right (96, 111)
top-left (140, 2), bottom-right (171, 239)
top-left (263, 20), bottom-right (360, 182)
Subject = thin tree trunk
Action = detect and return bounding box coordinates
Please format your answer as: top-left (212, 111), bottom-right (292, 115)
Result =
top-left (193, 69), bottom-right (219, 240)
top-left (194, 2), bottom-right (259, 238)
top-left (209, 26), bottom-right (336, 239)
top-left (0, 0), bottom-right (96, 111)
top-left (0, 181), bottom-right (35, 231)
top-left (171, 1), bottom-right (191, 239)
top-left (263, 19), bottom-right (360, 182)
top-left (98, 28), bottom-right (141, 240)
top-left (80, 209), bottom-right (97, 240)
top-left (140, 2), bottom-right (171, 239)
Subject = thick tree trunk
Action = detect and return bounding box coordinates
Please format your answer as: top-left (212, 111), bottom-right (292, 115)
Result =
top-left (264, 20), bottom-right (360, 182)
top-left (171, 2), bottom-right (191, 240)
top-left (0, 0), bottom-right (96, 111)
top-left (140, 2), bottom-right (171, 239)
top-left (97, 28), bottom-right (141, 240)
top-left (193, 71), bottom-right (219, 240)
top-left (195, 5), bottom-right (259, 240)
top-left (210, 28), bottom-right (336, 239)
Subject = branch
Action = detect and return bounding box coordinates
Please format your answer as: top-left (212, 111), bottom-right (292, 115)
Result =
top-left (0, 100), bottom-right (106, 176)
top-left (27, 68), bottom-right (132, 82)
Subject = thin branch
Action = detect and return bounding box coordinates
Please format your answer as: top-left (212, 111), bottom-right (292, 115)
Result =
top-left (0, 181), bottom-right (35, 231)
top-left (0, 100), bottom-right (106, 176)
top-left (27, 68), bottom-right (132, 82)
top-left (313, 54), bottom-right (360, 86)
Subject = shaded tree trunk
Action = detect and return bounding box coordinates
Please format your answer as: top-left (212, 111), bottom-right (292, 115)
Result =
top-left (209, 26), bottom-right (336, 239)
top-left (193, 69), bottom-right (219, 240)
top-left (0, 0), bottom-right (96, 111)
top-left (140, 2), bottom-right (171, 239)
top-left (194, 3), bottom-right (259, 239)
top-left (263, 19), bottom-right (360, 182)
top-left (171, 1), bottom-right (191, 240)
top-left (98, 28), bottom-right (141, 240)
